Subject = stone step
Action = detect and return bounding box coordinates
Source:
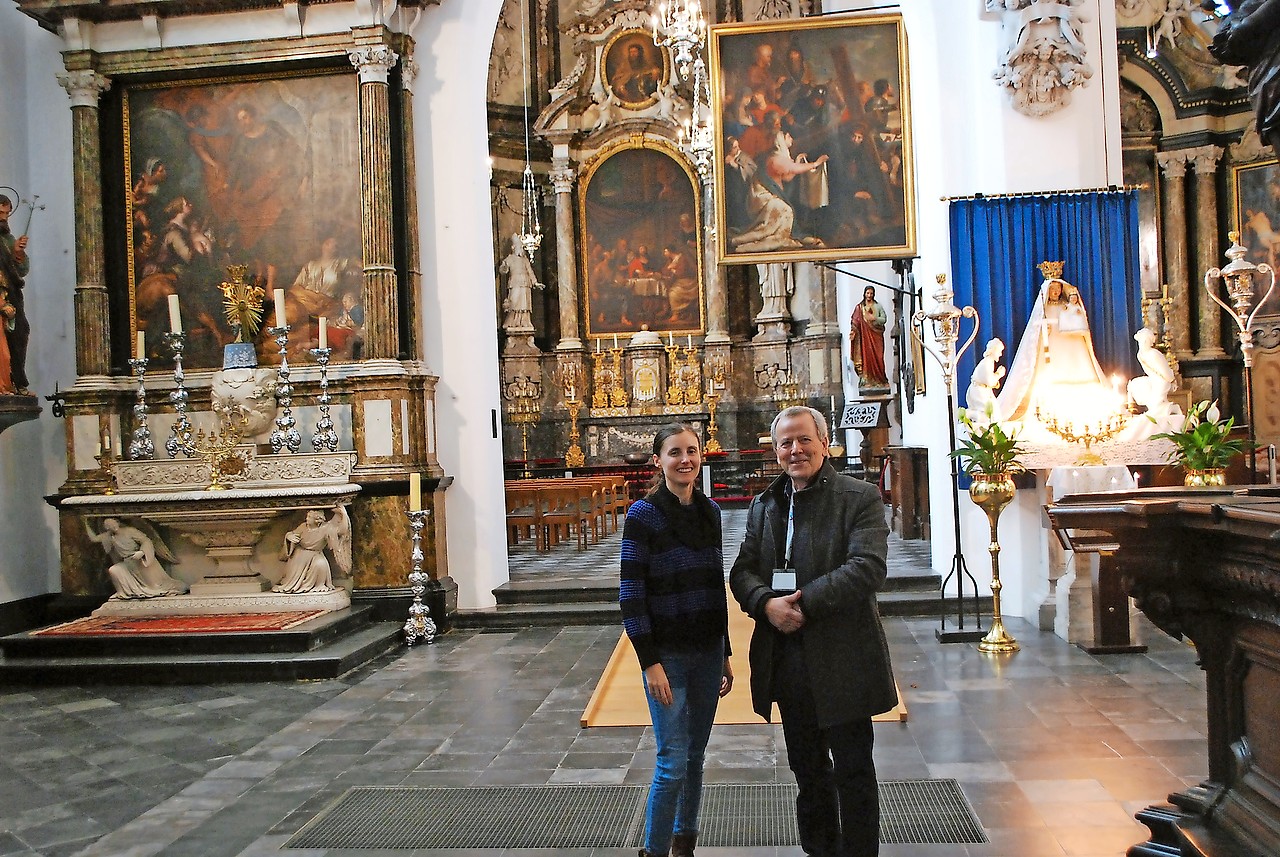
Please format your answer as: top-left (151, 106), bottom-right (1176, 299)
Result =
top-left (0, 622), bottom-right (404, 684)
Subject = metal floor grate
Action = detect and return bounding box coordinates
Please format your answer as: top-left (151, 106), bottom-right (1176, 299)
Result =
top-left (285, 780), bottom-right (986, 850)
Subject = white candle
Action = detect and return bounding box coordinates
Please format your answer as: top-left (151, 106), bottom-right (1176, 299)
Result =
top-left (318, 317), bottom-right (328, 349)
top-left (595, 338), bottom-right (601, 354)
top-left (95, 440), bottom-right (102, 457)
top-left (668, 331), bottom-right (674, 347)
top-left (409, 472), bottom-right (422, 511)
top-left (102, 433), bottom-right (110, 456)
top-left (136, 331), bottom-right (145, 360)
top-left (167, 294), bottom-right (182, 332)
top-left (274, 289), bottom-right (287, 328)
top-left (114, 437), bottom-right (122, 458)
top-left (613, 333), bottom-right (618, 349)
top-left (687, 334), bottom-right (692, 348)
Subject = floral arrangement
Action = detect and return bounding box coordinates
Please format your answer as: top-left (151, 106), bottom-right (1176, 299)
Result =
top-left (1151, 399), bottom-right (1248, 472)
top-left (952, 403), bottom-right (1028, 476)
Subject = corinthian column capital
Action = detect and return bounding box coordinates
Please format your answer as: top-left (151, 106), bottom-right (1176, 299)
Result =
top-left (57, 70), bottom-right (110, 108)
top-left (1155, 151), bottom-right (1188, 179)
top-left (1185, 145), bottom-right (1224, 175)
top-left (348, 45), bottom-right (399, 84)
top-left (400, 57), bottom-right (419, 93)
top-left (549, 159), bottom-right (576, 195)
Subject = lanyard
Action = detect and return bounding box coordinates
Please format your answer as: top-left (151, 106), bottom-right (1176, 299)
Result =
top-left (783, 489), bottom-right (795, 569)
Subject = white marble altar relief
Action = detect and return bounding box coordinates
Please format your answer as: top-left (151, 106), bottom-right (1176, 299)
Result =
top-left (363, 399), bottom-right (394, 458)
top-left (987, 0), bottom-right (1094, 117)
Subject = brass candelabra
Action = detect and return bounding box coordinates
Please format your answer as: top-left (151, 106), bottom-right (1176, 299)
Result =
top-left (1141, 283), bottom-right (1178, 376)
top-left (1035, 404), bottom-right (1127, 465)
top-left (505, 376), bottom-right (542, 478)
top-left (95, 447), bottom-right (118, 495)
top-left (664, 344), bottom-right (703, 407)
top-left (591, 347), bottom-right (628, 412)
top-left (193, 412), bottom-right (252, 491)
top-left (558, 359), bottom-right (586, 468)
top-left (705, 392), bottom-right (723, 453)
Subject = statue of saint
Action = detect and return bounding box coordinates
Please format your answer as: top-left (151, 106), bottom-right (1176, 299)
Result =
top-left (965, 338), bottom-right (1006, 423)
top-left (499, 233), bottom-right (544, 334)
top-left (274, 506), bottom-right (351, 594)
top-left (86, 518), bottom-right (187, 600)
top-left (850, 285), bottom-right (889, 390)
top-left (0, 194), bottom-right (31, 395)
top-left (1120, 327), bottom-right (1184, 441)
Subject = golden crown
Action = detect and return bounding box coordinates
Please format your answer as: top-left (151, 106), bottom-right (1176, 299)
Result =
top-left (1038, 260), bottom-right (1064, 280)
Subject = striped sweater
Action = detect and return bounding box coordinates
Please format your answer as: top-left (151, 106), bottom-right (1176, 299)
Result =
top-left (619, 487), bottom-right (731, 669)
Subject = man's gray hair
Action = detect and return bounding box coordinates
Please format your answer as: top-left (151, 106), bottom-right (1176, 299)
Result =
top-left (770, 405), bottom-right (828, 445)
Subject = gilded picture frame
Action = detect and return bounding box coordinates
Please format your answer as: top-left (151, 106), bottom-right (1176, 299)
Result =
top-left (709, 13), bottom-right (917, 265)
top-left (579, 137), bottom-right (706, 341)
top-left (602, 29), bottom-right (670, 110)
top-left (1231, 157), bottom-right (1280, 271)
top-left (121, 68), bottom-right (364, 370)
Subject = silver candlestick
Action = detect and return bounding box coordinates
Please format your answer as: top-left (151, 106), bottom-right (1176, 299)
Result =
top-left (127, 357), bottom-right (155, 460)
top-left (162, 331), bottom-right (194, 458)
top-left (268, 325), bottom-right (301, 454)
top-left (404, 509), bottom-right (437, 645)
top-left (310, 347), bottom-right (338, 452)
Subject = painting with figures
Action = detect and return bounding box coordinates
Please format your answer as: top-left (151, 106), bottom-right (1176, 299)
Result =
top-left (1233, 159), bottom-right (1280, 274)
top-left (123, 70), bottom-right (364, 370)
top-left (580, 142), bottom-right (705, 338)
top-left (709, 13), bottom-right (916, 265)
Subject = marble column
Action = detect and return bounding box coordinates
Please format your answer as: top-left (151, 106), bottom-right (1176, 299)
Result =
top-left (348, 43), bottom-right (400, 360)
top-left (399, 56), bottom-right (423, 362)
top-left (549, 157), bottom-right (582, 351)
top-left (1188, 145), bottom-right (1226, 359)
top-left (1156, 151), bottom-right (1192, 360)
top-left (701, 177), bottom-right (730, 343)
top-left (57, 68), bottom-right (112, 377)
top-left (807, 262), bottom-right (838, 336)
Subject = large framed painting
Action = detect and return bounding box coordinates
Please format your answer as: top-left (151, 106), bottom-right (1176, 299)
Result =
top-left (1232, 158), bottom-right (1280, 272)
top-left (580, 139), bottom-right (705, 339)
top-left (709, 13), bottom-right (916, 265)
top-left (123, 69), bottom-right (363, 370)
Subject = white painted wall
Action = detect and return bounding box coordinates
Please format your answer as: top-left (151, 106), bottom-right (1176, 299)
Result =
top-left (0, 6), bottom-right (77, 603)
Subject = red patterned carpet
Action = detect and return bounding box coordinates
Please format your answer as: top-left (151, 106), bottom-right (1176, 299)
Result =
top-left (32, 611), bottom-right (327, 636)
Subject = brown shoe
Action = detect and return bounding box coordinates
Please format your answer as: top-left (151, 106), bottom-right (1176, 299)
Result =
top-left (671, 832), bottom-right (697, 857)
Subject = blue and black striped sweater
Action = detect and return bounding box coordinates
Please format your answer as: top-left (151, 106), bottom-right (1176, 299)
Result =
top-left (619, 485), bottom-right (731, 670)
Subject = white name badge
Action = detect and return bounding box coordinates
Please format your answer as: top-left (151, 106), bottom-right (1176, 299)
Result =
top-left (772, 570), bottom-right (797, 592)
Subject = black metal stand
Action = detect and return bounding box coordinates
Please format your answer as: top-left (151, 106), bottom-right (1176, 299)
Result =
top-left (1245, 363), bottom-right (1257, 484)
top-left (937, 387), bottom-right (985, 643)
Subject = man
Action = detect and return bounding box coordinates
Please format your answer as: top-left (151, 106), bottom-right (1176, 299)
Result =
top-left (610, 42), bottom-right (660, 104)
top-left (0, 194), bottom-right (30, 395)
top-left (730, 406), bottom-right (896, 857)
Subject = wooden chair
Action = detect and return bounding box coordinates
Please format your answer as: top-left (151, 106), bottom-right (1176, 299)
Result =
top-left (541, 485), bottom-right (586, 551)
top-left (505, 485), bottom-right (541, 548)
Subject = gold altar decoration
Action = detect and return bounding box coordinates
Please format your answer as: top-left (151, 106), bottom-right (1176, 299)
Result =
top-left (969, 471), bottom-right (1019, 654)
top-left (591, 347), bottom-right (629, 415)
top-left (1033, 403), bottom-right (1127, 466)
top-left (1141, 282), bottom-right (1178, 376)
top-left (218, 264), bottom-right (266, 342)
top-left (558, 360), bottom-right (586, 469)
top-left (705, 390), bottom-right (723, 453)
top-left (95, 446), bottom-right (118, 495)
top-left (664, 342), bottom-right (703, 409)
top-left (755, 362), bottom-right (802, 408)
top-left (505, 376), bottom-right (542, 478)
top-left (193, 412), bottom-right (252, 491)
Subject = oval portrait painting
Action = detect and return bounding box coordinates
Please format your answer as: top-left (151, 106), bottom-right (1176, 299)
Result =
top-left (602, 30), bottom-right (668, 109)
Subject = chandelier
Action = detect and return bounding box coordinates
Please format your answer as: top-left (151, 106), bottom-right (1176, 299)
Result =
top-left (516, 0), bottom-right (541, 259)
top-left (653, 1), bottom-right (714, 178)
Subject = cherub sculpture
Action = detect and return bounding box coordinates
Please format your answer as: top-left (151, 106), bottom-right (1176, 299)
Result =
top-left (85, 517), bottom-right (186, 600)
top-left (274, 506), bottom-right (352, 593)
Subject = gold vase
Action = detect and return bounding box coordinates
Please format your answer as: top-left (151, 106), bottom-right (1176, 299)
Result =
top-left (1184, 467), bottom-right (1227, 488)
top-left (969, 471), bottom-right (1019, 654)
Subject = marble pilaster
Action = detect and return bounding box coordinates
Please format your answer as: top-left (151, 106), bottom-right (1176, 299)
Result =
top-left (1188, 145), bottom-right (1226, 358)
top-left (399, 54), bottom-right (423, 362)
top-left (1156, 151), bottom-right (1192, 359)
top-left (550, 157), bottom-right (582, 351)
top-left (58, 67), bottom-right (111, 377)
top-left (349, 41), bottom-right (400, 360)
top-left (703, 179), bottom-right (730, 344)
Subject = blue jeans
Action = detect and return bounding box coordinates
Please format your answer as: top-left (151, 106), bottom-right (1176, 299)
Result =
top-left (642, 642), bottom-right (724, 855)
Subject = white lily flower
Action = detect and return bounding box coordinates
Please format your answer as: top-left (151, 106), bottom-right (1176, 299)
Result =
top-left (1206, 401), bottom-right (1221, 424)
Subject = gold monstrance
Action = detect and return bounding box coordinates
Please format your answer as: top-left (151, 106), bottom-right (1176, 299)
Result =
top-left (219, 265), bottom-right (267, 343)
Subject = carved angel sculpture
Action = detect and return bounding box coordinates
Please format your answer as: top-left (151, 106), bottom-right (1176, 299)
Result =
top-left (86, 517), bottom-right (187, 600)
top-left (274, 505), bottom-right (351, 594)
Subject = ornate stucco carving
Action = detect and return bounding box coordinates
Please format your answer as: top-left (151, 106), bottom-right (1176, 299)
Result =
top-left (987, 0), bottom-right (1094, 117)
top-left (56, 69), bottom-right (111, 107)
top-left (1120, 80), bottom-right (1160, 133)
top-left (347, 45), bottom-right (398, 84)
top-left (1184, 144), bottom-right (1223, 175)
top-left (1156, 150), bottom-right (1189, 178)
top-left (1231, 119), bottom-right (1275, 164)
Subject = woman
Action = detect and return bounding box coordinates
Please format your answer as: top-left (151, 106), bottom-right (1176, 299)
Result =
top-left (620, 424), bottom-right (733, 857)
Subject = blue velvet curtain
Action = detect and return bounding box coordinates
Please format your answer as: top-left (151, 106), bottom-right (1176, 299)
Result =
top-left (948, 191), bottom-right (1142, 406)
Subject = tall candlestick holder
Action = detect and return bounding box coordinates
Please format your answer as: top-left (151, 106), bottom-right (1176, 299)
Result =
top-left (94, 449), bottom-right (118, 495)
top-left (705, 391), bottom-right (723, 453)
top-left (682, 345), bottom-right (702, 405)
top-left (268, 324), bottom-right (302, 454)
top-left (564, 398), bottom-right (586, 467)
top-left (1141, 283), bottom-right (1178, 376)
top-left (310, 346), bottom-right (339, 453)
top-left (162, 331), bottom-right (195, 458)
top-left (127, 356), bottom-right (155, 460)
top-left (403, 508), bottom-right (437, 646)
top-left (912, 273), bottom-right (984, 643)
top-left (665, 343), bottom-right (688, 406)
top-left (1204, 231), bottom-right (1277, 482)
top-left (505, 376), bottom-right (542, 477)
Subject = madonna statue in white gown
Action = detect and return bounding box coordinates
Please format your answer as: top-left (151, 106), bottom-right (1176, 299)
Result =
top-left (994, 267), bottom-right (1110, 429)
